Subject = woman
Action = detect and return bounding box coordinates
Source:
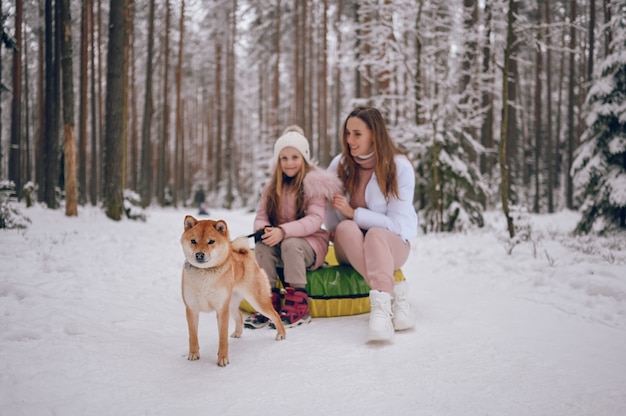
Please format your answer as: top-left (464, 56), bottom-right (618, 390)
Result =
top-left (326, 106), bottom-right (418, 341)
top-left (246, 126), bottom-right (341, 329)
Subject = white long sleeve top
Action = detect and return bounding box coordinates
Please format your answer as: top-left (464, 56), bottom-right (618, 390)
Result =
top-left (325, 154), bottom-right (418, 241)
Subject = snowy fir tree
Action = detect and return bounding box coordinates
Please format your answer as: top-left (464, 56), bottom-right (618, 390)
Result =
top-left (572, 7), bottom-right (626, 234)
top-left (408, 1), bottom-right (489, 233)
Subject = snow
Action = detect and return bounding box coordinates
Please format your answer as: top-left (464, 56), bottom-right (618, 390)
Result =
top-left (1, 204), bottom-right (626, 415)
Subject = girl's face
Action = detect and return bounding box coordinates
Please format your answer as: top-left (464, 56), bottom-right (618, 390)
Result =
top-left (345, 117), bottom-right (374, 158)
top-left (279, 146), bottom-right (304, 178)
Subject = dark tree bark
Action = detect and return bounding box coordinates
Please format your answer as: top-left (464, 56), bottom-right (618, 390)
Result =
top-left (533, 0), bottom-right (543, 214)
top-left (500, 0), bottom-right (516, 238)
top-left (224, 0), bottom-right (237, 208)
top-left (173, 0), bottom-right (185, 207)
top-left (158, 0), bottom-right (171, 206)
top-left (504, 0), bottom-right (519, 203)
top-left (588, 0), bottom-right (595, 83)
top-left (480, 0), bottom-right (494, 176)
top-left (36, 1), bottom-right (45, 198)
top-left (89, 0), bottom-right (99, 205)
top-left (565, 0), bottom-right (577, 209)
top-left (79, 0), bottom-right (89, 205)
top-left (214, 40), bottom-right (223, 189)
top-left (545, 0), bottom-right (555, 213)
top-left (128, 0), bottom-right (138, 193)
top-left (103, 0), bottom-right (128, 220)
top-left (272, 0), bottom-right (281, 137)
top-left (42, 0), bottom-right (60, 209)
top-left (9, 0), bottom-right (23, 199)
top-left (140, 0), bottom-right (156, 207)
top-left (318, 0), bottom-right (329, 165)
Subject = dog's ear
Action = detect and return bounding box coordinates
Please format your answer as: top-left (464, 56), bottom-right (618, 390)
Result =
top-left (214, 220), bottom-right (229, 237)
top-left (184, 216), bottom-right (197, 231)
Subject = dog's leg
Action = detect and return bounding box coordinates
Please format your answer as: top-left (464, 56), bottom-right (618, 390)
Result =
top-left (215, 303), bottom-right (231, 367)
top-left (249, 296), bottom-right (287, 341)
top-left (186, 306), bottom-right (201, 360)
top-left (229, 296), bottom-right (244, 338)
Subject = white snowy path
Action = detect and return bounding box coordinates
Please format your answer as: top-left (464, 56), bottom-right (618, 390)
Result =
top-left (1, 205), bottom-right (625, 415)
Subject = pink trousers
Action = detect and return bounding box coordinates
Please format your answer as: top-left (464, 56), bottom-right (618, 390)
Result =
top-left (333, 220), bottom-right (410, 294)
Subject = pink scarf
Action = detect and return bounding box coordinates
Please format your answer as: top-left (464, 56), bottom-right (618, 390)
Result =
top-left (349, 155), bottom-right (376, 210)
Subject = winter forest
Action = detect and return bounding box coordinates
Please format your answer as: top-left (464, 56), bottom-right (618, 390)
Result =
top-left (0, 0), bottom-right (625, 235)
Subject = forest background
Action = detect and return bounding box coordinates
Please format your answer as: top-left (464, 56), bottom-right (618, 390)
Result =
top-left (0, 0), bottom-right (625, 235)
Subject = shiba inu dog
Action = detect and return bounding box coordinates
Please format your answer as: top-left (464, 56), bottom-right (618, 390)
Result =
top-left (180, 216), bottom-right (286, 367)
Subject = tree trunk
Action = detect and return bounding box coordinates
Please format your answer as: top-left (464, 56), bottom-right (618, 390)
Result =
top-left (460, 0), bottom-right (476, 95)
top-left (36, 1), bottom-right (45, 200)
top-left (214, 41), bottom-right (223, 189)
top-left (318, 0), bottom-right (329, 165)
top-left (505, 0), bottom-right (519, 204)
top-left (79, 0), bottom-right (89, 205)
top-left (602, 0), bottom-right (612, 56)
top-left (533, 0), bottom-right (542, 214)
top-left (140, 0), bottom-right (155, 207)
top-left (414, 1), bottom-right (424, 126)
top-left (173, 0), bottom-right (185, 207)
top-left (588, 0), bottom-right (595, 83)
top-left (298, 1), bottom-right (312, 135)
top-left (127, 0), bottom-right (138, 193)
top-left (43, 0), bottom-right (60, 209)
top-left (500, 0), bottom-right (515, 238)
top-left (224, 0), bottom-right (237, 208)
top-left (302, 0), bottom-right (309, 136)
top-left (22, 17), bottom-right (33, 193)
top-left (0, 1), bottom-right (3, 176)
top-left (97, 0), bottom-right (104, 201)
top-left (158, 0), bottom-right (171, 206)
top-left (295, 0), bottom-right (304, 128)
top-left (272, 0), bottom-right (281, 137)
top-left (334, 0), bottom-right (343, 154)
top-left (565, 0), bottom-right (576, 209)
top-left (480, 0), bottom-right (493, 176)
top-left (103, 0), bottom-right (128, 220)
top-left (9, 0), bottom-right (23, 199)
top-left (545, 0), bottom-right (555, 213)
top-left (61, 0), bottom-right (78, 216)
top-left (89, 0), bottom-right (99, 205)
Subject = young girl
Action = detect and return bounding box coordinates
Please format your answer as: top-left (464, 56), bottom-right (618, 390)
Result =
top-left (326, 106), bottom-right (418, 341)
top-left (246, 126), bottom-right (341, 329)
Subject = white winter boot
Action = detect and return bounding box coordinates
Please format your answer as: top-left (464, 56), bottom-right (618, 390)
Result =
top-left (368, 290), bottom-right (394, 342)
top-left (392, 281), bottom-right (414, 331)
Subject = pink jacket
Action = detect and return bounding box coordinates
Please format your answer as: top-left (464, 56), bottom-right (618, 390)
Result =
top-left (254, 168), bottom-right (342, 270)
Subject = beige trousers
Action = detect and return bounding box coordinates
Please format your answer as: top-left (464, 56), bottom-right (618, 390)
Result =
top-left (255, 237), bottom-right (315, 288)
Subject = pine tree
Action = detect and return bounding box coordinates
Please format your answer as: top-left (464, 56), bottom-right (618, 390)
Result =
top-left (572, 5), bottom-right (626, 234)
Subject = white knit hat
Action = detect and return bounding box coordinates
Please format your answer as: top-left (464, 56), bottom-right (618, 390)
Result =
top-left (272, 126), bottom-right (311, 164)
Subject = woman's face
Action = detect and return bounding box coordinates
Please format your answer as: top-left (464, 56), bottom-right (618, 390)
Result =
top-left (345, 116), bottom-right (374, 158)
top-left (278, 146), bottom-right (304, 178)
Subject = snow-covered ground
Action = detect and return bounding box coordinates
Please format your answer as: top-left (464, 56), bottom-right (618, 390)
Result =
top-left (1, 204), bottom-right (625, 415)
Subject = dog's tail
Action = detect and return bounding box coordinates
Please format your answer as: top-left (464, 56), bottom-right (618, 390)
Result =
top-left (231, 236), bottom-right (250, 254)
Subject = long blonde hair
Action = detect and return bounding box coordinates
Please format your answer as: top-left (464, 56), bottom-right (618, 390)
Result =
top-left (339, 106), bottom-right (406, 199)
top-left (266, 155), bottom-right (312, 226)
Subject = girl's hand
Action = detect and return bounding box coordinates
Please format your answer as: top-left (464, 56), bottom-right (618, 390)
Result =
top-left (262, 226), bottom-right (284, 247)
top-left (332, 194), bottom-right (355, 219)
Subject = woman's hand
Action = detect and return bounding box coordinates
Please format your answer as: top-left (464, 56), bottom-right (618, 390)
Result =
top-left (262, 226), bottom-right (284, 247)
top-left (332, 194), bottom-right (355, 219)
